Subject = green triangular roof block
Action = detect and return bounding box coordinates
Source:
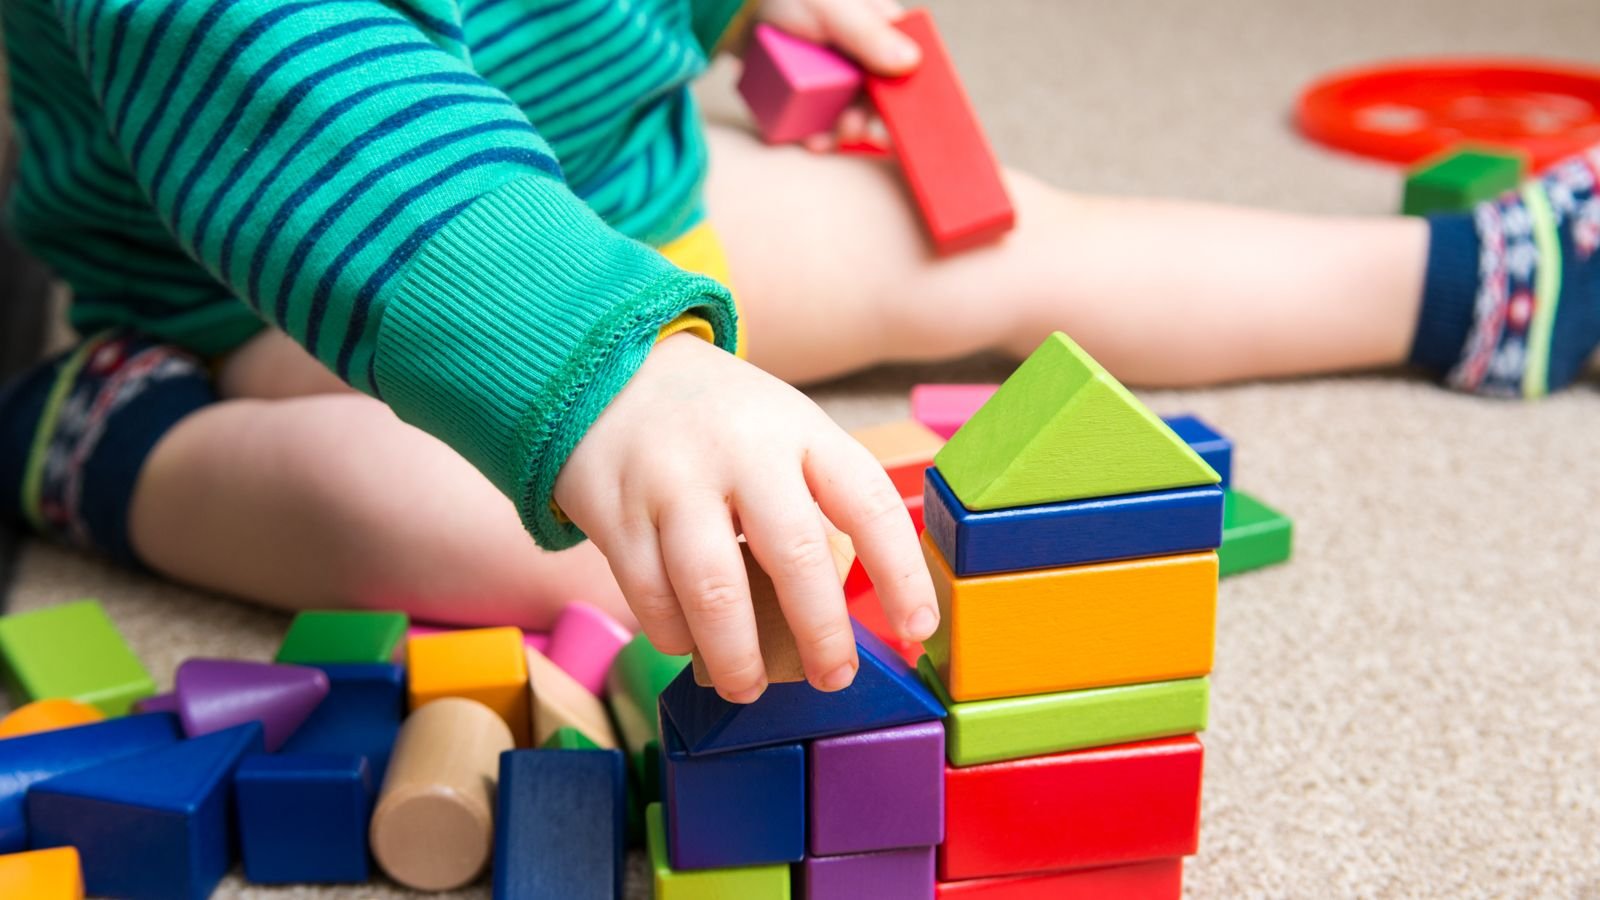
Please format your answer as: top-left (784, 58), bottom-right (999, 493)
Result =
top-left (934, 332), bottom-right (1219, 509)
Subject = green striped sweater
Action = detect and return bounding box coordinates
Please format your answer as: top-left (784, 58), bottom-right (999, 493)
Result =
top-left (1, 0), bottom-right (747, 548)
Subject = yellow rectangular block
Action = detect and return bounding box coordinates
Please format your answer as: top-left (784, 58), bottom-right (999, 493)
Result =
top-left (923, 533), bottom-right (1216, 701)
top-left (406, 626), bottom-right (531, 747)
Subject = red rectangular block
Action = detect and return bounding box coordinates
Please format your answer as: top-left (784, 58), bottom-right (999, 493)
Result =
top-left (940, 736), bottom-right (1203, 881)
top-left (866, 9), bottom-right (1014, 254)
top-left (936, 858), bottom-right (1183, 899)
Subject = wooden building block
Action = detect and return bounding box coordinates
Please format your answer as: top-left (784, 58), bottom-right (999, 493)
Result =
top-left (0, 698), bottom-right (103, 739)
top-left (542, 726), bottom-right (602, 750)
top-left (174, 658), bottom-right (329, 752)
top-left (1219, 489), bottom-right (1294, 577)
top-left (924, 535), bottom-right (1217, 701)
top-left (275, 610), bottom-right (408, 665)
top-left (0, 847), bottom-right (83, 899)
top-left (547, 601), bottom-right (634, 696)
top-left (661, 620), bottom-right (944, 756)
top-left (803, 846), bottom-right (936, 900)
top-left (851, 419), bottom-right (947, 499)
top-left (934, 333), bottom-right (1218, 511)
top-left (691, 536), bottom-right (855, 687)
top-left (919, 657), bottom-right (1208, 766)
top-left (29, 723), bottom-right (264, 900)
top-left (865, 9), bottom-right (1013, 254)
top-left (935, 858), bottom-right (1183, 899)
top-left (528, 646), bottom-right (619, 749)
top-left (940, 736), bottom-right (1203, 881)
top-left (738, 23), bottom-right (863, 144)
top-left (404, 622), bottom-right (550, 656)
top-left (1403, 145), bottom-right (1528, 216)
top-left (1162, 414), bottom-right (1233, 488)
top-left (605, 634), bottom-right (689, 781)
top-left (0, 599), bottom-right (154, 715)
top-left (280, 663), bottom-right (405, 785)
top-left (495, 748), bottom-right (627, 900)
top-left (923, 466), bottom-right (1224, 577)
top-left (809, 720), bottom-right (943, 856)
top-left (0, 712), bottom-right (180, 853)
top-left (661, 714), bottom-right (805, 869)
top-left (369, 697), bottom-right (513, 891)
top-left (407, 626), bottom-right (531, 746)
top-left (846, 582), bottom-right (923, 667)
top-left (647, 803), bottom-right (791, 900)
top-left (911, 384), bottom-right (999, 439)
top-left (235, 753), bottom-right (372, 884)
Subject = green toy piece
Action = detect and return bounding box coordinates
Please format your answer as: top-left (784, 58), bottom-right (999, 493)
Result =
top-left (1402, 146), bottom-right (1527, 217)
top-left (1219, 489), bottom-right (1293, 577)
top-left (541, 726), bottom-right (602, 750)
top-left (647, 803), bottom-right (790, 899)
top-left (274, 610), bottom-right (409, 665)
top-left (934, 332), bottom-right (1218, 510)
top-left (0, 600), bottom-right (154, 715)
top-left (918, 657), bottom-right (1208, 766)
top-left (604, 635), bottom-right (689, 782)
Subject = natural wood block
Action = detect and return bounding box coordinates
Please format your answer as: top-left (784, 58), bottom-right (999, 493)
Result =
top-left (851, 419), bottom-right (946, 499)
top-left (0, 699), bottom-right (103, 740)
top-left (647, 803), bottom-right (791, 900)
top-left (369, 698), bottom-right (513, 891)
top-left (1402, 145), bottom-right (1527, 216)
top-left (527, 646), bottom-right (618, 749)
top-left (934, 333), bottom-right (1218, 511)
top-left (0, 600), bottom-right (154, 715)
top-left (0, 847), bottom-right (83, 899)
top-left (919, 656), bottom-right (1208, 766)
top-left (923, 534), bottom-right (1217, 701)
top-left (1219, 489), bottom-right (1294, 577)
top-left (406, 626), bottom-right (530, 746)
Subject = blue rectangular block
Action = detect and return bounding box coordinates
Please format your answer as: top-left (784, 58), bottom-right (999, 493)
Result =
top-left (236, 753), bottom-right (372, 884)
top-left (279, 663), bottom-right (403, 785)
top-left (659, 713), bottom-right (804, 870)
top-left (495, 749), bottom-right (627, 899)
top-left (1163, 414), bottom-right (1232, 488)
top-left (923, 466), bottom-right (1224, 576)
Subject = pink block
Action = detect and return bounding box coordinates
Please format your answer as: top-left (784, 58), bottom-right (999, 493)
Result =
top-left (738, 23), bottom-right (863, 144)
top-left (398, 623), bottom-right (549, 661)
top-left (909, 384), bottom-right (999, 439)
top-left (546, 602), bottom-right (634, 696)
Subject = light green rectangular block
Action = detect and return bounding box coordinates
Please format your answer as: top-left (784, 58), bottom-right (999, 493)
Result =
top-left (918, 656), bottom-right (1208, 767)
top-left (1219, 489), bottom-right (1293, 577)
top-left (0, 600), bottom-right (154, 716)
top-left (647, 803), bottom-right (789, 899)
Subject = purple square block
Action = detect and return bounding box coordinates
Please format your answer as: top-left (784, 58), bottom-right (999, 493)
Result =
top-left (808, 720), bottom-right (944, 856)
top-left (802, 846), bottom-right (936, 900)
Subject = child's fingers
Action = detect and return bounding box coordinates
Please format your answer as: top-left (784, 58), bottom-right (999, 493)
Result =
top-left (815, 0), bottom-right (919, 76)
top-left (658, 500), bottom-right (768, 703)
top-left (593, 524), bottom-right (696, 656)
top-left (736, 483), bottom-right (859, 692)
top-left (805, 436), bottom-right (938, 643)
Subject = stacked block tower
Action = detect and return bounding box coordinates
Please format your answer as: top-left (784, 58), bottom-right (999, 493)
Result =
top-left (919, 332), bottom-right (1222, 896)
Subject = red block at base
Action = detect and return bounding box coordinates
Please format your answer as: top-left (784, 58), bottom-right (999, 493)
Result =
top-left (939, 736), bottom-right (1203, 881)
top-left (936, 858), bottom-right (1183, 899)
top-left (866, 10), bottom-right (1014, 254)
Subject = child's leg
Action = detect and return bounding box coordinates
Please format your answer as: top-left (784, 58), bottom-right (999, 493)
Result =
top-left (704, 125), bottom-right (1428, 386)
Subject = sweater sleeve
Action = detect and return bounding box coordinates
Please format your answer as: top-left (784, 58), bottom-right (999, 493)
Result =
top-left (55, 0), bottom-right (738, 549)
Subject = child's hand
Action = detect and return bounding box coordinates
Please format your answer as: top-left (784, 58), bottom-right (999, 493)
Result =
top-left (553, 334), bottom-right (938, 703)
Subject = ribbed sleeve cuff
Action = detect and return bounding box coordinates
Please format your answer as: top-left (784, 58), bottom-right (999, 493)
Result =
top-left (376, 176), bottom-right (739, 550)
top-left (1408, 213), bottom-right (1482, 374)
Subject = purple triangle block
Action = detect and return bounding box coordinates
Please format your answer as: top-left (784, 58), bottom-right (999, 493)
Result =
top-left (175, 659), bottom-right (330, 752)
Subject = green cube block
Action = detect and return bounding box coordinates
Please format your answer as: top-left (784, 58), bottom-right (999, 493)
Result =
top-left (1219, 489), bottom-right (1293, 577)
top-left (1402, 147), bottom-right (1527, 216)
top-left (274, 610), bottom-right (409, 665)
top-left (0, 600), bottom-right (154, 715)
top-left (647, 803), bottom-right (789, 899)
top-left (541, 726), bottom-right (602, 750)
top-left (918, 656), bottom-right (1208, 766)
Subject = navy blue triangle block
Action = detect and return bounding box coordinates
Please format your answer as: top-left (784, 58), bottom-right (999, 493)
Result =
top-left (280, 663), bottom-right (404, 785)
top-left (659, 619), bottom-right (945, 755)
top-left (28, 722), bottom-right (264, 900)
top-left (0, 712), bottom-right (180, 853)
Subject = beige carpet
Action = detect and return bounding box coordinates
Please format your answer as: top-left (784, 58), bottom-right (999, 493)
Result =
top-left (8, 0), bottom-right (1600, 896)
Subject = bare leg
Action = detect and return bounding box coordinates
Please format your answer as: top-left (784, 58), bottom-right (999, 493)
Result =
top-left (704, 125), bottom-right (1428, 386)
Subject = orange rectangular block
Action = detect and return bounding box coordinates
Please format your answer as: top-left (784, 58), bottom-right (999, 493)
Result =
top-left (406, 626), bottom-right (532, 746)
top-left (0, 846), bottom-right (83, 899)
top-left (923, 535), bottom-right (1216, 701)
top-left (852, 420), bottom-right (946, 499)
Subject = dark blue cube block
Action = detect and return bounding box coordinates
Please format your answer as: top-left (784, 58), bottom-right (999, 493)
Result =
top-left (660, 712), bottom-right (804, 870)
top-left (495, 749), bottom-right (627, 899)
top-left (279, 663), bottom-right (403, 784)
top-left (236, 753), bottom-right (373, 884)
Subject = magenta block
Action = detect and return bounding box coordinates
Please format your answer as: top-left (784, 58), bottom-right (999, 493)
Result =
top-left (174, 659), bottom-right (329, 752)
top-left (546, 601), bottom-right (633, 696)
top-left (808, 720), bottom-right (944, 856)
top-left (738, 23), bottom-right (863, 144)
top-left (802, 846), bottom-right (935, 900)
top-left (909, 384), bottom-right (999, 439)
